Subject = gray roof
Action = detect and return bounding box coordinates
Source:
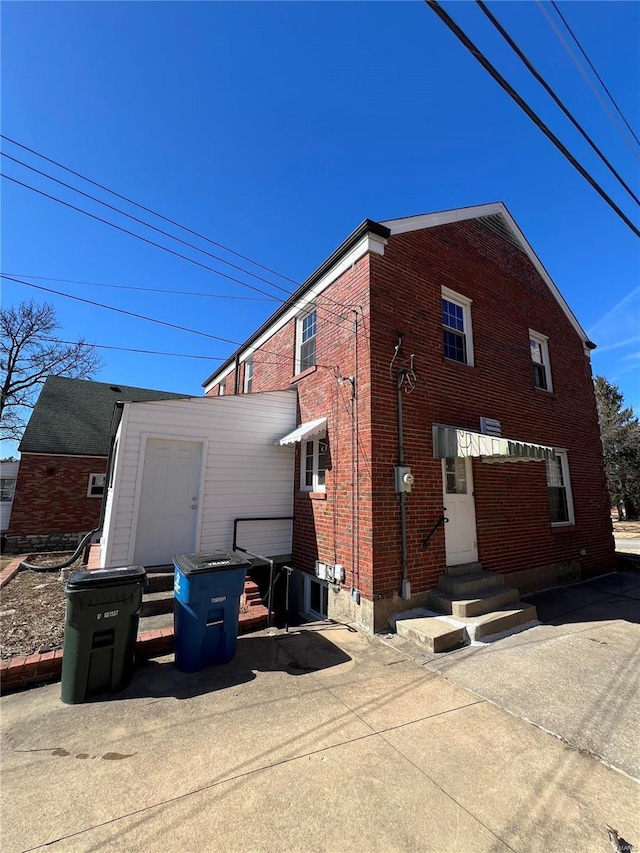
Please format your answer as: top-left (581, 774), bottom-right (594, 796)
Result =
top-left (19, 376), bottom-right (188, 456)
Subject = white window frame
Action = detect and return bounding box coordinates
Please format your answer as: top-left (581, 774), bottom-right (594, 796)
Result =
top-left (218, 381), bottom-right (226, 396)
top-left (243, 358), bottom-right (253, 393)
top-left (529, 329), bottom-right (553, 392)
top-left (300, 434), bottom-right (327, 493)
top-left (546, 450), bottom-right (574, 526)
top-left (303, 573), bottom-right (329, 619)
top-left (295, 308), bottom-right (317, 374)
top-left (441, 286), bottom-right (474, 367)
top-left (87, 473), bottom-right (106, 498)
top-left (0, 477), bottom-right (16, 502)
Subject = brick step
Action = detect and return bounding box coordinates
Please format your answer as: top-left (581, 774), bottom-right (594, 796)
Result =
top-left (444, 561), bottom-right (483, 578)
top-left (429, 585), bottom-right (520, 618)
top-left (438, 571), bottom-right (504, 596)
top-left (145, 571), bottom-right (175, 593)
top-left (141, 589), bottom-right (174, 618)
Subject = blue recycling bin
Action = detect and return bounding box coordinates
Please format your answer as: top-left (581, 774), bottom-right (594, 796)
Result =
top-left (173, 551), bottom-right (251, 672)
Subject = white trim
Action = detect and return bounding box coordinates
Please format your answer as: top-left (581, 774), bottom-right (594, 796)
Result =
top-left (18, 451), bottom-right (107, 459)
top-left (243, 357), bottom-right (254, 393)
top-left (203, 232), bottom-right (387, 394)
top-left (102, 405), bottom-right (130, 569)
top-left (87, 472), bottom-right (106, 498)
top-left (529, 329), bottom-right (553, 393)
top-left (547, 449), bottom-right (575, 526)
top-left (295, 307), bottom-right (317, 375)
top-left (441, 286), bottom-right (474, 367)
top-left (300, 434), bottom-right (327, 493)
top-left (383, 202), bottom-right (591, 353)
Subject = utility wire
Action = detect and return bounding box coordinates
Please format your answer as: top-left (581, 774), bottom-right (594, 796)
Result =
top-left (33, 337), bottom-right (225, 361)
top-left (424, 1), bottom-right (640, 239)
top-left (1, 152), bottom-right (291, 297)
top-left (2, 274), bottom-right (333, 371)
top-left (2, 273), bottom-right (278, 301)
top-left (0, 134), bottom-right (300, 287)
top-left (536, 0), bottom-right (640, 162)
top-left (550, 0), bottom-right (640, 150)
top-left (1, 172), bottom-right (362, 336)
top-left (476, 0), bottom-right (639, 206)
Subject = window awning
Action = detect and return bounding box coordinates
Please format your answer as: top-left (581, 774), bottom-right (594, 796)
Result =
top-left (432, 424), bottom-right (555, 461)
top-left (275, 416), bottom-right (327, 446)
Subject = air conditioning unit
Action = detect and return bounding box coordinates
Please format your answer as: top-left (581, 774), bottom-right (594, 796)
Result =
top-left (480, 417), bottom-right (501, 437)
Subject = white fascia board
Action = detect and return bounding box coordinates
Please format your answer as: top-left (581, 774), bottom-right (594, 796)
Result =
top-left (383, 202), bottom-right (591, 355)
top-left (203, 231), bottom-right (387, 393)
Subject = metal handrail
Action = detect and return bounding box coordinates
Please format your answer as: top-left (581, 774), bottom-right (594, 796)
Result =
top-left (422, 514), bottom-right (448, 551)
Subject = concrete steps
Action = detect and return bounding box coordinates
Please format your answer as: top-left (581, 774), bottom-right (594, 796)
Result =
top-left (394, 562), bottom-right (538, 653)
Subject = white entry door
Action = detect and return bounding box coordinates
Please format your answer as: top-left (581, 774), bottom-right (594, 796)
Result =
top-left (442, 457), bottom-right (478, 566)
top-left (134, 438), bottom-right (203, 566)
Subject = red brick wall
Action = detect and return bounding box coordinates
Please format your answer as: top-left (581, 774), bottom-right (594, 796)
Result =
top-left (8, 454), bottom-right (106, 535)
top-left (368, 218), bottom-right (614, 597)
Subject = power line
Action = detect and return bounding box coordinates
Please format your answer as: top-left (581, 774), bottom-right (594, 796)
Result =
top-left (536, 0), bottom-right (640, 162)
top-left (1, 155), bottom-right (290, 299)
top-left (476, 0), bottom-right (639, 207)
top-left (1, 172), bottom-right (363, 337)
top-left (0, 134), bottom-right (300, 288)
top-left (424, 1), bottom-right (640, 239)
top-left (2, 274), bottom-right (335, 372)
top-left (550, 0), bottom-right (640, 150)
top-left (2, 273), bottom-right (278, 301)
top-left (33, 337), bottom-right (225, 361)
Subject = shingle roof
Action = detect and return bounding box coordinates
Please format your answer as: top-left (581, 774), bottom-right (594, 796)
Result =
top-left (19, 376), bottom-right (188, 456)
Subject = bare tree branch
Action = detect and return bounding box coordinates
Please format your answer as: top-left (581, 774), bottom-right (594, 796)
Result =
top-left (1, 300), bottom-right (102, 442)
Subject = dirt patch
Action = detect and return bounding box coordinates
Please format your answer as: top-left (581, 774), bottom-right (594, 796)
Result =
top-left (0, 554), bottom-right (84, 659)
top-left (613, 521), bottom-right (640, 539)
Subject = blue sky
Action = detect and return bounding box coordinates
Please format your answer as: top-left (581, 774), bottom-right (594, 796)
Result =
top-left (2, 1), bottom-right (639, 456)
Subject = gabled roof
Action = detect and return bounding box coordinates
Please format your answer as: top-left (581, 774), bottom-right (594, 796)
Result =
top-left (19, 376), bottom-right (188, 456)
top-left (202, 202), bottom-right (593, 390)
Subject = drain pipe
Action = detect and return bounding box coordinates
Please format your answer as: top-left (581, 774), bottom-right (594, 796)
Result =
top-left (396, 370), bottom-right (411, 599)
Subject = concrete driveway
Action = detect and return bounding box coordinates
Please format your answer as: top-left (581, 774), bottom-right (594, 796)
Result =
top-left (2, 616), bottom-right (639, 852)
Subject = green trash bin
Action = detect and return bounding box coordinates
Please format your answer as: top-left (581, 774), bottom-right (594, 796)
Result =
top-left (61, 565), bottom-right (147, 704)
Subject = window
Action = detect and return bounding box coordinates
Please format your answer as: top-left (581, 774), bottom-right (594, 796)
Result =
top-left (296, 309), bottom-right (317, 373)
top-left (0, 477), bottom-right (16, 502)
top-left (243, 358), bottom-right (253, 393)
top-left (444, 458), bottom-right (467, 494)
top-left (301, 434), bottom-right (327, 492)
top-left (304, 574), bottom-right (328, 619)
top-left (87, 473), bottom-right (106, 498)
top-left (529, 330), bottom-right (552, 392)
top-left (218, 381), bottom-right (226, 396)
top-left (546, 451), bottom-right (574, 525)
top-left (442, 288), bottom-right (473, 366)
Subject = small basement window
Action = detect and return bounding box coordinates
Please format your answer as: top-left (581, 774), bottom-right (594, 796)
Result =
top-left (442, 287), bottom-right (474, 366)
top-left (304, 574), bottom-right (328, 619)
top-left (529, 330), bottom-right (552, 392)
top-left (87, 473), bottom-right (106, 498)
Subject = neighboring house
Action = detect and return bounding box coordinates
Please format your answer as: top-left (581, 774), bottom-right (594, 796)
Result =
top-left (0, 460), bottom-right (20, 536)
top-left (199, 201), bottom-right (615, 632)
top-left (5, 376), bottom-right (187, 553)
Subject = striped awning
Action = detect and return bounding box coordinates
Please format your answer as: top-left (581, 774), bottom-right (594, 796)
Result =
top-left (432, 424), bottom-right (555, 461)
top-left (275, 416), bottom-right (327, 446)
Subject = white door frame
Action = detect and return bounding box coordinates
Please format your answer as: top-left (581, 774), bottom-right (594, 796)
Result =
top-left (129, 433), bottom-right (208, 565)
top-left (442, 456), bottom-right (478, 566)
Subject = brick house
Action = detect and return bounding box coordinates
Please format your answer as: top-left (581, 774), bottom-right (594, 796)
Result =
top-left (202, 202), bottom-right (615, 633)
top-left (6, 376), bottom-right (185, 553)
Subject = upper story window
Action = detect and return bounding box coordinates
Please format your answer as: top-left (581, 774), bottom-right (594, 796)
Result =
top-left (546, 451), bottom-right (574, 525)
top-left (301, 434), bottom-right (327, 492)
top-left (87, 473), bottom-right (106, 498)
top-left (296, 309), bottom-right (317, 374)
top-left (529, 330), bottom-right (552, 392)
top-left (218, 381), bottom-right (226, 396)
top-left (243, 358), bottom-right (254, 393)
top-left (0, 477), bottom-right (16, 502)
top-left (441, 287), bottom-right (474, 366)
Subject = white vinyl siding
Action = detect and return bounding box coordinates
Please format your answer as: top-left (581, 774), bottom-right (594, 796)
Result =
top-left (101, 392), bottom-right (297, 568)
top-left (0, 461), bottom-right (19, 533)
